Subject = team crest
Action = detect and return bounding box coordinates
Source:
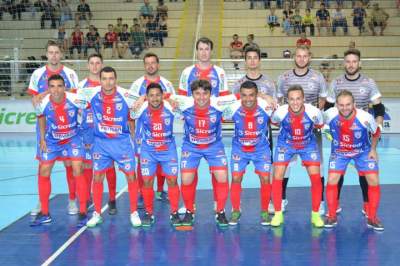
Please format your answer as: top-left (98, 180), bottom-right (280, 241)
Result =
top-left (72, 149), bottom-right (78, 156)
top-left (310, 153), bottom-right (317, 160)
top-left (333, 140), bottom-right (339, 146)
top-left (96, 113), bottom-right (102, 121)
top-left (116, 103), bottom-right (123, 111)
top-left (359, 88), bottom-right (366, 94)
top-left (62, 150), bottom-right (68, 156)
top-left (221, 158), bottom-right (227, 165)
top-left (211, 79), bottom-right (218, 89)
top-left (124, 164), bottom-right (131, 170)
top-left (68, 110), bottom-right (75, 117)
top-left (171, 167), bottom-right (177, 175)
top-left (257, 117), bottom-right (264, 124)
top-left (354, 131), bottom-right (362, 139)
top-left (263, 164), bottom-right (270, 171)
top-left (210, 116), bottom-right (217, 123)
top-left (368, 162), bottom-right (375, 169)
top-left (304, 123), bottom-right (310, 130)
top-left (165, 119), bottom-right (170, 126)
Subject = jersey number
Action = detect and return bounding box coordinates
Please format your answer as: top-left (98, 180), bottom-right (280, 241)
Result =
top-left (198, 119), bottom-right (206, 128)
top-left (248, 122), bottom-right (253, 130)
top-left (59, 116), bottom-right (65, 123)
top-left (294, 128), bottom-right (301, 135)
top-left (342, 135), bottom-right (350, 142)
top-left (153, 123), bottom-right (162, 131)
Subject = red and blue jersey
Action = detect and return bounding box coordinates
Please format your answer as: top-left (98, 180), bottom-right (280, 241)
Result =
top-left (272, 103), bottom-right (324, 149)
top-left (178, 64), bottom-right (229, 96)
top-left (324, 107), bottom-right (379, 156)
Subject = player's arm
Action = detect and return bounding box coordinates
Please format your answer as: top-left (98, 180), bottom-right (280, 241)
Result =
top-left (128, 120), bottom-right (135, 138)
top-left (31, 90), bottom-right (50, 107)
top-left (258, 92), bottom-right (278, 110)
top-left (276, 75), bottom-right (285, 105)
top-left (371, 97), bottom-right (384, 128)
top-left (38, 116), bottom-right (48, 153)
top-left (177, 69), bottom-right (189, 95)
top-left (367, 112), bottom-right (381, 160)
top-left (324, 79), bottom-right (336, 110)
top-left (218, 67), bottom-right (230, 96)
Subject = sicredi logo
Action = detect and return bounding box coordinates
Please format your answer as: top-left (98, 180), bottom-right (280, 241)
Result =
top-left (0, 108), bottom-right (36, 125)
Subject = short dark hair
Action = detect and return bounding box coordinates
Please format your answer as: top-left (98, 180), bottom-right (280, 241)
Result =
top-left (344, 48), bottom-right (361, 59)
top-left (196, 37), bottom-right (213, 50)
top-left (146, 83), bottom-right (163, 95)
top-left (143, 52), bottom-right (160, 63)
top-left (244, 46), bottom-right (261, 59)
top-left (190, 79), bottom-right (212, 93)
top-left (87, 53), bottom-right (103, 62)
top-left (287, 85), bottom-right (304, 97)
top-left (336, 90), bottom-right (355, 103)
top-left (46, 40), bottom-right (61, 51)
top-left (100, 66), bottom-right (117, 79)
top-left (48, 74), bottom-right (65, 86)
top-left (240, 80), bottom-right (258, 94)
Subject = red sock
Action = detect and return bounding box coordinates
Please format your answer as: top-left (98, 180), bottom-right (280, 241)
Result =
top-left (65, 165), bottom-right (76, 200)
top-left (83, 168), bottom-right (93, 200)
top-left (216, 181), bottom-right (229, 212)
top-left (368, 185), bottom-right (380, 220)
top-left (260, 183), bottom-right (271, 212)
top-left (137, 162), bottom-right (144, 193)
top-left (142, 186), bottom-right (154, 214)
top-left (272, 179), bottom-right (283, 212)
top-left (211, 173), bottom-right (218, 203)
top-left (75, 174), bottom-right (87, 214)
top-left (168, 185), bottom-right (180, 213)
top-left (38, 175), bottom-right (51, 215)
top-left (326, 183), bottom-right (338, 218)
top-left (128, 179), bottom-right (138, 213)
top-left (106, 167), bottom-right (117, 201)
top-left (310, 174), bottom-right (322, 212)
top-left (230, 182), bottom-right (242, 211)
top-left (93, 181), bottom-right (103, 214)
top-left (181, 183), bottom-right (194, 212)
top-left (156, 164), bottom-right (165, 192)
top-left (191, 172), bottom-right (199, 202)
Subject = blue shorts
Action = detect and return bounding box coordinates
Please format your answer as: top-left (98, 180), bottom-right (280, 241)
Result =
top-left (83, 144), bottom-right (93, 165)
top-left (230, 145), bottom-right (272, 177)
top-left (38, 135), bottom-right (84, 164)
top-left (273, 142), bottom-right (321, 167)
top-left (140, 144), bottom-right (179, 179)
top-left (328, 150), bottom-right (379, 175)
top-left (92, 136), bottom-right (136, 176)
top-left (180, 141), bottom-right (228, 173)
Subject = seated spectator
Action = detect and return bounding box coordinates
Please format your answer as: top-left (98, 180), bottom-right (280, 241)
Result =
top-left (282, 10), bottom-right (293, 35)
top-left (159, 13), bottom-right (168, 37)
top-left (229, 34), bottom-right (243, 70)
top-left (145, 14), bottom-right (163, 47)
top-left (130, 23), bottom-right (146, 59)
top-left (368, 3), bottom-right (389, 36)
top-left (243, 34), bottom-right (259, 51)
top-left (156, 0), bottom-right (168, 21)
top-left (54, 25), bottom-right (68, 55)
top-left (296, 32), bottom-right (311, 47)
top-left (40, 0), bottom-right (56, 29)
top-left (102, 24), bottom-right (118, 58)
top-left (267, 7), bottom-right (280, 32)
top-left (316, 2), bottom-right (330, 35)
top-left (84, 25), bottom-right (100, 57)
top-left (332, 5), bottom-right (348, 35)
top-left (250, 0), bottom-right (269, 9)
top-left (69, 25), bottom-right (83, 59)
top-left (75, 0), bottom-right (92, 27)
top-left (302, 8), bottom-right (315, 36)
top-left (140, 0), bottom-right (153, 19)
top-left (59, 0), bottom-right (72, 26)
top-left (114, 17), bottom-right (124, 34)
top-left (292, 9), bottom-right (302, 35)
top-left (117, 24), bottom-right (130, 58)
top-left (352, 0), bottom-right (366, 35)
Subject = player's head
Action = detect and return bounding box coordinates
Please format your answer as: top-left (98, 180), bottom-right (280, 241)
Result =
top-left (146, 83), bottom-right (163, 109)
top-left (48, 74), bottom-right (65, 102)
top-left (196, 37), bottom-right (213, 63)
top-left (344, 48), bottom-right (361, 76)
top-left (46, 40), bottom-right (62, 66)
top-left (287, 85), bottom-right (305, 113)
top-left (294, 45), bottom-right (311, 69)
top-left (100, 66), bottom-right (117, 94)
top-left (240, 81), bottom-right (258, 109)
top-left (244, 46), bottom-right (261, 70)
top-left (143, 52), bottom-right (160, 76)
top-left (190, 79), bottom-right (211, 108)
top-left (336, 90), bottom-right (355, 118)
top-left (87, 54), bottom-right (103, 76)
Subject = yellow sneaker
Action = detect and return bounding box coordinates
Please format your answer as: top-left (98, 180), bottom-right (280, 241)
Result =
top-left (311, 211), bottom-right (324, 228)
top-left (271, 211), bottom-right (284, 227)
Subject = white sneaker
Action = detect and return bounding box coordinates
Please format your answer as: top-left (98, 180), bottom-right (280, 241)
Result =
top-left (130, 211), bottom-right (142, 227)
top-left (281, 199), bottom-right (288, 212)
top-left (87, 211), bottom-right (103, 228)
top-left (68, 199), bottom-right (79, 215)
top-left (268, 201), bottom-right (275, 214)
top-left (30, 202), bottom-right (41, 216)
top-left (319, 201), bottom-right (326, 215)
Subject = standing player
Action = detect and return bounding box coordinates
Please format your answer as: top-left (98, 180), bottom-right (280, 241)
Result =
top-left (326, 48), bottom-right (385, 217)
top-left (129, 52), bottom-right (175, 202)
top-left (275, 45), bottom-right (328, 214)
top-left (223, 81), bottom-right (273, 226)
top-left (78, 54), bottom-right (118, 215)
top-left (80, 67), bottom-right (142, 228)
top-left (324, 90), bottom-right (383, 231)
top-left (30, 75), bottom-right (87, 227)
top-left (131, 83), bottom-right (181, 227)
top-left (28, 40), bottom-right (80, 216)
top-left (270, 85), bottom-right (325, 228)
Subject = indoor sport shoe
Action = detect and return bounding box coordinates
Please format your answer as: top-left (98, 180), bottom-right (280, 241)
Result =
top-left (87, 211), bottom-right (103, 228)
top-left (68, 199), bottom-right (79, 215)
top-left (271, 211), bottom-right (284, 227)
top-left (311, 211), bottom-right (324, 228)
top-left (77, 213), bottom-right (88, 228)
top-left (215, 211), bottom-right (229, 227)
top-left (130, 211), bottom-right (142, 227)
top-left (319, 201), bottom-right (326, 215)
top-left (281, 199), bottom-right (288, 212)
top-left (229, 211), bottom-right (241, 226)
top-left (108, 200), bottom-right (117, 215)
top-left (142, 212), bottom-right (155, 227)
top-left (367, 218), bottom-right (384, 231)
top-left (30, 202), bottom-right (41, 216)
top-left (324, 216), bottom-right (338, 228)
top-left (260, 211), bottom-right (271, 226)
top-left (155, 191), bottom-right (169, 201)
top-left (170, 212), bottom-right (181, 226)
top-left (30, 212), bottom-right (52, 227)
top-left (181, 210), bottom-right (194, 226)
top-left (362, 202), bottom-right (369, 218)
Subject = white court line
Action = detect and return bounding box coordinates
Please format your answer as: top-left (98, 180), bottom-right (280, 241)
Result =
top-left (41, 185), bottom-right (128, 266)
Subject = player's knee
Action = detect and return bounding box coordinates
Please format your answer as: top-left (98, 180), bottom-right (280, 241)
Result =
top-left (232, 175), bottom-right (243, 184)
top-left (366, 175), bottom-right (379, 186)
top-left (166, 177), bottom-right (177, 187)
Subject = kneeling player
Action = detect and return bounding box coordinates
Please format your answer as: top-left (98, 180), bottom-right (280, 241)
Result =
top-left (324, 90), bottom-right (383, 231)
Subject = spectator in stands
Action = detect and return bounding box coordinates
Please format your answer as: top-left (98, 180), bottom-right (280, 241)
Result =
top-left (117, 24), bottom-right (130, 58)
top-left (40, 0), bottom-right (56, 29)
top-left (302, 8), bottom-right (315, 36)
top-left (352, 0), bottom-right (366, 35)
top-left (250, 0), bottom-right (269, 9)
top-left (296, 32), bottom-right (311, 47)
top-left (130, 23), bottom-right (146, 59)
top-left (156, 0), bottom-right (168, 21)
top-left (243, 34), bottom-right (259, 51)
top-left (335, 0), bottom-right (344, 7)
top-left (59, 0), bottom-right (72, 26)
top-left (159, 13), bottom-right (168, 37)
top-left (332, 5), bottom-right (348, 35)
top-left (267, 7), bottom-right (280, 32)
top-left (282, 10), bottom-right (293, 35)
top-left (102, 24), bottom-right (118, 58)
top-left (368, 3), bottom-right (389, 36)
top-left (75, 0), bottom-right (92, 27)
top-left (140, 0), bottom-right (153, 19)
top-left (229, 34), bottom-right (243, 70)
top-left (84, 24), bottom-right (100, 57)
top-left (69, 25), bottom-right (83, 59)
top-left (55, 25), bottom-right (68, 55)
top-left (146, 14), bottom-right (163, 47)
top-left (114, 17), bottom-right (124, 34)
top-left (316, 2), bottom-right (330, 35)
top-left (292, 9), bottom-right (302, 35)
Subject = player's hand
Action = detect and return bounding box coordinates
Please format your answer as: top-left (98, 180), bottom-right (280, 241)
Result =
top-left (32, 94), bottom-right (45, 107)
top-left (166, 98), bottom-right (179, 111)
top-left (40, 139), bottom-right (48, 153)
top-left (258, 93), bottom-right (278, 110)
top-left (132, 95), bottom-right (146, 111)
top-left (368, 149), bottom-right (378, 161)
